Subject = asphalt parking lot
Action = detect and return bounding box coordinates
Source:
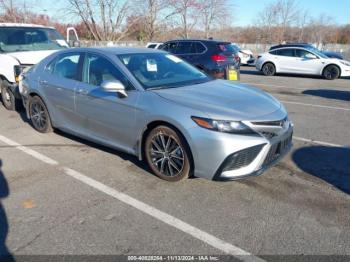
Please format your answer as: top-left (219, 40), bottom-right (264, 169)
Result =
top-left (0, 66), bottom-right (349, 261)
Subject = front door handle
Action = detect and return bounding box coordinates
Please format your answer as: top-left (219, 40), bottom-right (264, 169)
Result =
top-left (39, 80), bottom-right (48, 85)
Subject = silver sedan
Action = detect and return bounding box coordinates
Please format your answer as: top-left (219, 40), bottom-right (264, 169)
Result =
top-left (20, 47), bottom-right (293, 181)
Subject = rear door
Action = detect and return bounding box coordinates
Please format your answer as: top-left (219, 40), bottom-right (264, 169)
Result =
top-left (42, 52), bottom-right (83, 128)
top-left (274, 48), bottom-right (298, 73)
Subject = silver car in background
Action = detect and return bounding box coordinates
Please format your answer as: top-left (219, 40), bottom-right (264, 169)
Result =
top-left (20, 47), bottom-right (293, 182)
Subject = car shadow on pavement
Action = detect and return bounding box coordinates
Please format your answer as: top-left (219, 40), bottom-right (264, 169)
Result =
top-left (54, 130), bottom-right (151, 174)
top-left (292, 146), bottom-right (350, 195)
top-left (303, 89), bottom-right (350, 102)
top-left (0, 160), bottom-right (15, 262)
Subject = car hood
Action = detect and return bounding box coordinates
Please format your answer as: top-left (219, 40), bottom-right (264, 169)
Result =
top-left (153, 80), bottom-right (282, 121)
top-left (7, 50), bottom-right (59, 65)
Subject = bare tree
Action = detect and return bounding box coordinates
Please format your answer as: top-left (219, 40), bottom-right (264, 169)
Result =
top-left (168, 0), bottom-right (200, 39)
top-left (198, 0), bottom-right (233, 38)
top-left (65, 0), bottom-right (140, 41)
top-left (136, 0), bottom-right (170, 41)
top-left (256, 0), bottom-right (300, 43)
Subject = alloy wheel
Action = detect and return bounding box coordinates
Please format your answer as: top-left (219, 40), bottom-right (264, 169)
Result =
top-left (149, 132), bottom-right (185, 177)
top-left (30, 101), bottom-right (48, 130)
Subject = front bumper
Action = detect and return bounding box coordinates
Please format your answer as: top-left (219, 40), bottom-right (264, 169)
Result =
top-left (214, 127), bottom-right (293, 181)
top-left (187, 120), bottom-right (293, 181)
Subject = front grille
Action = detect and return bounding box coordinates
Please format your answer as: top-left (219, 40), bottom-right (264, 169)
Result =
top-left (263, 134), bottom-right (292, 167)
top-left (222, 144), bottom-right (265, 172)
top-left (252, 117), bottom-right (288, 127)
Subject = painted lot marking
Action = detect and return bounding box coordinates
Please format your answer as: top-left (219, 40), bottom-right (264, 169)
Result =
top-left (280, 100), bottom-right (350, 112)
top-left (0, 134), bottom-right (58, 165)
top-left (0, 133), bottom-right (264, 262)
top-left (293, 136), bottom-right (346, 148)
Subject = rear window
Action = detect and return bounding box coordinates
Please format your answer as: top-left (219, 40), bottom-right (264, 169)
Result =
top-left (217, 43), bottom-right (237, 53)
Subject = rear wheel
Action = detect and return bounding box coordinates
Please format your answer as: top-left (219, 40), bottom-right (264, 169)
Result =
top-left (28, 96), bottom-right (53, 133)
top-left (1, 80), bottom-right (19, 111)
top-left (262, 62), bottom-right (276, 76)
top-left (144, 125), bottom-right (191, 182)
top-left (323, 65), bottom-right (340, 80)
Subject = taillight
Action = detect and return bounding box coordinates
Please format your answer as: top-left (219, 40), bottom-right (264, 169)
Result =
top-left (211, 54), bottom-right (227, 62)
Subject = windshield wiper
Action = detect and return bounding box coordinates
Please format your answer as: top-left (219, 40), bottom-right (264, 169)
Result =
top-left (147, 86), bottom-right (178, 91)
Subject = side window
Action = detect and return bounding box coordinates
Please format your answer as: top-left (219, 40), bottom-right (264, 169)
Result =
top-left (269, 50), bottom-right (278, 55)
top-left (276, 49), bottom-right (295, 57)
top-left (175, 42), bottom-right (193, 54)
top-left (51, 53), bottom-right (80, 80)
top-left (295, 49), bottom-right (317, 59)
top-left (83, 53), bottom-right (133, 90)
top-left (194, 42), bottom-right (206, 53)
top-left (163, 42), bottom-right (178, 53)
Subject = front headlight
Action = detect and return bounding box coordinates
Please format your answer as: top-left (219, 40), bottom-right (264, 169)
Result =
top-left (340, 61), bottom-right (350, 67)
top-left (191, 116), bottom-right (256, 134)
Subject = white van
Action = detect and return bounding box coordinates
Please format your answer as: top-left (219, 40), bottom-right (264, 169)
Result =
top-left (0, 23), bottom-right (78, 110)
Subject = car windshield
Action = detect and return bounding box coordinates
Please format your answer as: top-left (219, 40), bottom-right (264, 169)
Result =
top-left (0, 27), bottom-right (68, 53)
top-left (118, 53), bottom-right (212, 89)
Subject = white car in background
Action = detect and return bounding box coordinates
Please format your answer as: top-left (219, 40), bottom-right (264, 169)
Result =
top-left (231, 44), bottom-right (255, 65)
top-left (256, 46), bottom-right (350, 80)
top-left (146, 42), bottom-right (163, 49)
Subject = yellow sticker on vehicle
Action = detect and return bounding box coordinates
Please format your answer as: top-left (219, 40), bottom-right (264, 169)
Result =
top-left (228, 70), bottom-right (238, 81)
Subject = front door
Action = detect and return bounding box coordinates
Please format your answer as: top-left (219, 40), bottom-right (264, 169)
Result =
top-left (75, 53), bottom-right (139, 151)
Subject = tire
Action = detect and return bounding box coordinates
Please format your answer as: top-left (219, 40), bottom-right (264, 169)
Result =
top-left (144, 125), bottom-right (191, 182)
top-left (262, 62), bottom-right (276, 76)
top-left (1, 80), bottom-right (19, 111)
top-left (323, 65), bottom-right (340, 80)
top-left (28, 96), bottom-right (53, 133)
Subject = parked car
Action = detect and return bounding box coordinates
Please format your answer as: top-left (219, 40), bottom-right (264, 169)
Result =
top-left (146, 42), bottom-right (163, 49)
top-left (20, 47), bottom-right (293, 182)
top-left (231, 44), bottom-right (255, 65)
top-left (270, 43), bottom-right (344, 60)
top-left (0, 23), bottom-right (78, 110)
top-left (160, 39), bottom-right (240, 81)
top-left (256, 46), bottom-right (350, 80)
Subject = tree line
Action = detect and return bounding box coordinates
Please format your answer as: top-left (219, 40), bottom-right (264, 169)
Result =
top-left (1, 0), bottom-right (349, 45)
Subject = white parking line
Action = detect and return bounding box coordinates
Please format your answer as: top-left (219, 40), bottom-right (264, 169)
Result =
top-left (280, 100), bottom-right (350, 111)
top-left (0, 133), bottom-right (264, 262)
top-left (64, 168), bottom-right (264, 262)
top-left (293, 136), bottom-right (346, 148)
top-left (0, 134), bottom-right (58, 165)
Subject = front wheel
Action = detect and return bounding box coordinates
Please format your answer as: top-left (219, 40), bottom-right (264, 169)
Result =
top-left (28, 96), bottom-right (53, 133)
top-left (323, 65), bottom-right (340, 80)
top-left (1, 81), bottom-right (18, 111)
top-left (144, 126), bottom-right (191, 182)
top-left (262, 62), bottom-right (276, 76)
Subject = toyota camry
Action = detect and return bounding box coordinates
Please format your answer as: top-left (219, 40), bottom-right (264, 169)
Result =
top-left (20, 47), bottom-right (293, 181)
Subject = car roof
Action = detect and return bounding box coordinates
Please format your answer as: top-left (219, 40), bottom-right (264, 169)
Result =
top-left (62, 47), bottom-right (167, 55)
top-left (0, 23), bottom-right (55, 29)
top-left (270, 43), bottom-right (312, 50)
top-left (164, 39), bottom-right (230, 44)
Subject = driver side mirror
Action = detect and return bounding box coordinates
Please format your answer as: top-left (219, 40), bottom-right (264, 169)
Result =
top-left (101, 80), bottom-right (128, 98)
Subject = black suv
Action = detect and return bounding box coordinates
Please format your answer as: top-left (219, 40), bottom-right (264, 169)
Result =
top-left (161, 39), bottom-right (240, 80)
top-left (270, 43), bottom-right (343, 60)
